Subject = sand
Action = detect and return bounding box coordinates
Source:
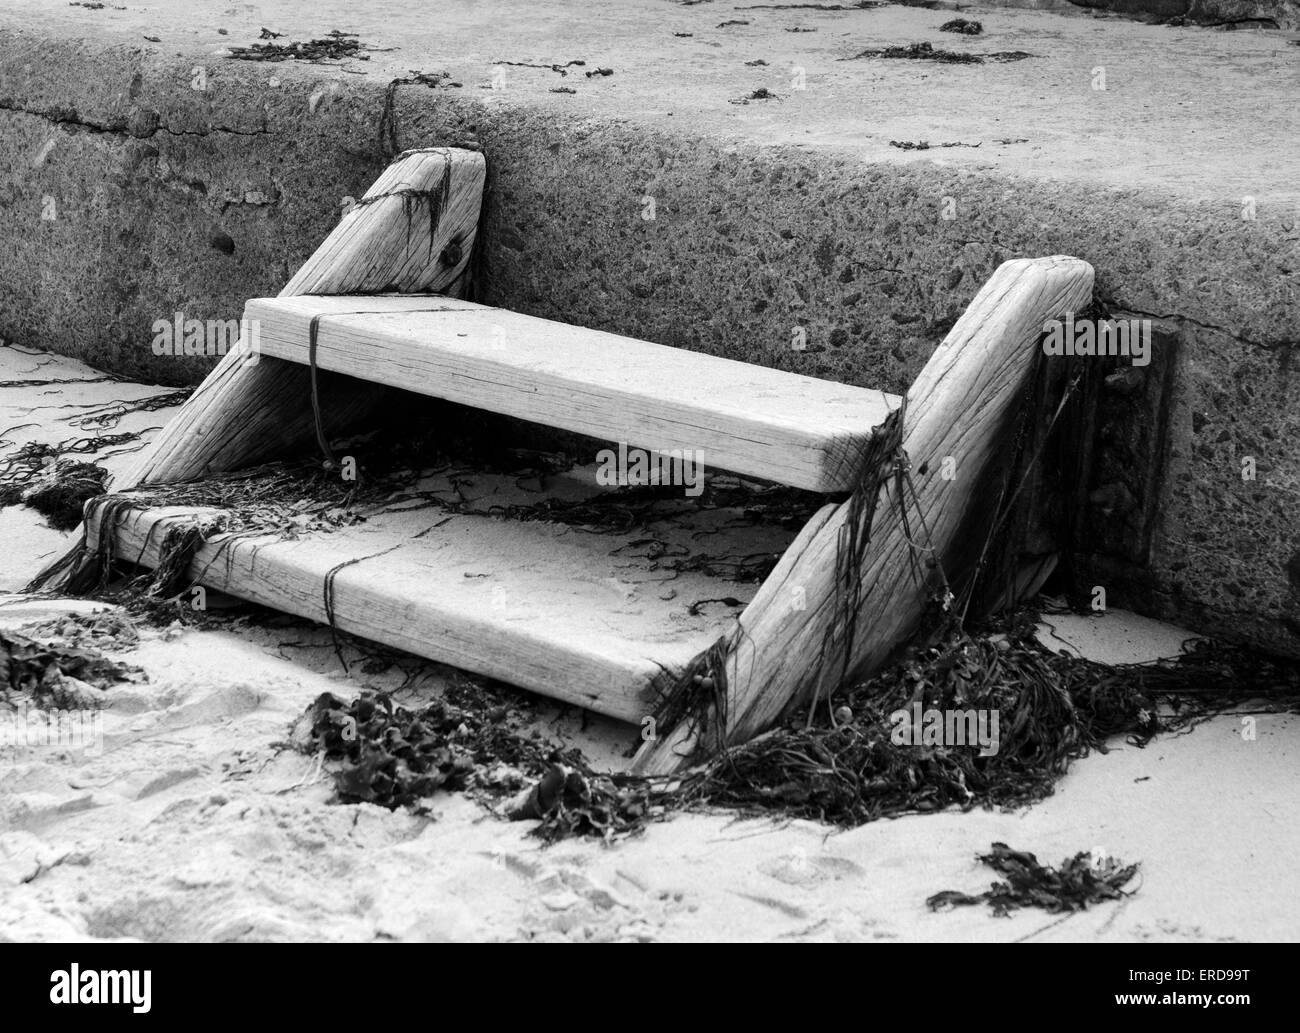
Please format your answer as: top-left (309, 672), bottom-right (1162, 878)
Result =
top-left (2, 343), bottom-right (1298, 942)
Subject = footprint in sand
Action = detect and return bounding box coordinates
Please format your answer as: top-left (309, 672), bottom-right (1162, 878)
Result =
top-left (759, 850), bottom-right (863, 887)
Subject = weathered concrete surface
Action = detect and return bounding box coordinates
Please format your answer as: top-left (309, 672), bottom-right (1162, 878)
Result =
top-left (0, 0), bottom-right (1296, 655)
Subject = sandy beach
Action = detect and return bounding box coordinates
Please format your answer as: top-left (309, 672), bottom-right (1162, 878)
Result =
top-left (3, 342), bottom-right (1296, 943)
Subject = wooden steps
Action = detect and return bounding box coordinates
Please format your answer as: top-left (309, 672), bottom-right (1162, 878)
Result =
top-left (244, 294), bottom-right (900, 493)
top-left (40, 146), bottom-right (1097, 775)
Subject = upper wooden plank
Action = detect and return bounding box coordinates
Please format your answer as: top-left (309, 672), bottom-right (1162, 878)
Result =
top-left (245, 294), bottom-right (900, 492)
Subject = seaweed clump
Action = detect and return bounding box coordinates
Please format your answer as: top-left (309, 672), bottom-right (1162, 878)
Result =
top-left (1, 627), bottom-right (138, 708)
top-left (298, 626), bottom-right (1300, 843)
top-left (927, 842), bottom-right (1140, 916)
top-left (0, 455), bottom-right (106, 530)
top-left (847, 42), bottom-right (1033, 64)
top-left (300, 679), bottom-right (671, 840)
top-left (225, 30), bottom-right (369, 63)
top-left (852, 41), bottom-right (983, 63)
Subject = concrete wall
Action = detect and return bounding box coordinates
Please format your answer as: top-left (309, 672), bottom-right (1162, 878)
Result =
top-left (0, 23), bottom-right (1296, 656)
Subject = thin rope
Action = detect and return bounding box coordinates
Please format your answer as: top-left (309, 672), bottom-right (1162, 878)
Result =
top-left (305, 306), bottom-right (467, 469)
top-left (321, 544), bottom-right (403, 672)
top-left (307, 314), bottom-right (338, 469)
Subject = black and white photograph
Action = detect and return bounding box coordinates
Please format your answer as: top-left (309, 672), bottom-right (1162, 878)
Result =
top-left (0, 0), bottom-right (1295, 994)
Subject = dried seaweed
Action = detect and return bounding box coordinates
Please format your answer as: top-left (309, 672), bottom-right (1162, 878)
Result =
top-left (850, 42), bottom-right (982, 63)
top-left (298, 624), bottom-right (1300, 842)
top-left (0, 459), bottom-right (106, 529)
top-left (890, 140), bottom-right (981, 150)
top-left (225, 30), bottom-right (369, 63)
top-left (847, 42), bottom-right (1033, 63)
top-left (689, 629), bottom-right (1300, 827)
top-left (493, 59), bottom-right (587, 75)
top-left (20, 609), bottom-right (140, 652)
top-left (303, 691), bottom-right (481, 808)
top-left (0, 377), bottom-right (113, 388)
top-left (0, 437), bottom-right (140, 529)
top-left (63, 389), bottom-right (192, 432)
top-left (940, 18), bottom-right (983, 34)
top-left (729, 87), bottom-right (782, 104)
top-left (0, 434), bottom-right (140, 481)
top-left (301, 678), bottom-right (677, 840)
top-left (927, 842), bottom-right (1140, 916)
top-left (0, 627), bottom-right (138, 708)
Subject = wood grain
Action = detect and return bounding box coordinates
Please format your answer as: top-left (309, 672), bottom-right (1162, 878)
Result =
top-left (113, 148), bottom-right (486, 490)
top-left (633, 256), bottom-right (1096, 774)
top-left (244, 294), bottom-right (900, 492)
top-left (87, 463), bottom-right (795, 722)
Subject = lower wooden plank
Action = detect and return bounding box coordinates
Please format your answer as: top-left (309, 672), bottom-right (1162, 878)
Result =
top-left (89, 467), bottom-right (798, 723)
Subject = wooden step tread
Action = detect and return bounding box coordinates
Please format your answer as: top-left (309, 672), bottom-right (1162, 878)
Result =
top-left (245, 294), bottom-right (899, 492)
top-left (92, 465), bottom-right (803, 722)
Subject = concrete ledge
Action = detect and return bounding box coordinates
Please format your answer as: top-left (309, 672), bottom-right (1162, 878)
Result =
top-left (0, 1), bottom-right (1296, 654)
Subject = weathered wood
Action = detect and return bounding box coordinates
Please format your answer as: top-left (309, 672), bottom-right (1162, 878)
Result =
top-left (112, 148), bottom-right (486, 491)
top-left (243, 294), bottom-right (900, 492)
top-left (33, 136), bottom-right (1095, 772)
top-left (87, 460), bottom-right (799, 720)
top-left (633, 256), bottom-right (1095, 774)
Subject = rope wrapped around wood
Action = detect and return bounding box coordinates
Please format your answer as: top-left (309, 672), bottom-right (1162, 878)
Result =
top-left (645, 401), bottom-right (910, 760)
